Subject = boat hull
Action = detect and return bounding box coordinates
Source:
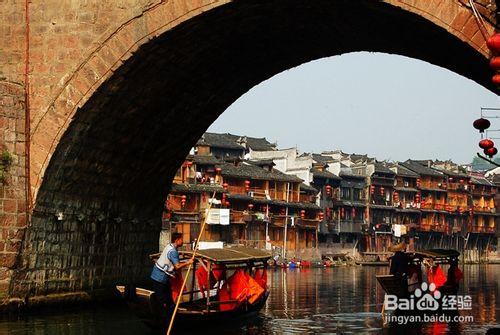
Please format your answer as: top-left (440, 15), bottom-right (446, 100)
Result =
top-left (116, 285), bottom-right (268, 329)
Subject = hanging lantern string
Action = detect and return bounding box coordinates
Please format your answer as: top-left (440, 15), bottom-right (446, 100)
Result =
top-left (469, 0), bottom-right (489, 40)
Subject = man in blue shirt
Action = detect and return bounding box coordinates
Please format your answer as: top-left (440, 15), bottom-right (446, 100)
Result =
top-left (151, 232), bottom-right (193, 316)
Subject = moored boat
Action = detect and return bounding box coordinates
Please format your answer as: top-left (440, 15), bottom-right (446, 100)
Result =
top-left (377, 249), bottom-right (461, 299)
top-left (116, 246), bottom-right (271, 329)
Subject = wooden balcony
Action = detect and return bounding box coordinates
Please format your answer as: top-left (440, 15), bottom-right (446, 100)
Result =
top-left (447, 184), bottom-right (468, 192)
top-left (473, 206), bottom-right (496, 213)
top-left (296, 218), bottom-right (320, 229)
top-left (230, 210), bottom-right (251, 224)
top-left (271, 215), bottom-right (288, 227)
top-left (469, 225), bottom-right (496, 234)
top-left (420, 181), bottom-right (446, 189)
top-left (171, 210), bottom-right (200, 223)
top-left (227, 185), bottom-right (300, 202)
top-left (299, 194), bottom-right (316, 203)
top-left (419, 223), bottom-right (449, 233)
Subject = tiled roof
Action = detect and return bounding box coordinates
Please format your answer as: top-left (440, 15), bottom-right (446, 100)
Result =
top-left (187, 154), bottom-right (222, 165)
top-left (432, 167), bottom-right (469, 178)
top-left (300, 183), bottom-right (318, 193)
top-left (311, 168), bottom-right (341, 181)
top-left (374, 162), bottom-right (395, 176)
top-left (401, 160), bottom-right (445, 178)
top-left (470, 176), bottom-right (494, 186)
top-left (339, 170), bottom-right (366, 179)
top-left (394, 187), bottom-right (419, 192)
top-left (198, 133), bottom-right (244, 150)
top-left (247, 159), bottom-right (275, 167)
top-left (338, 200), bottom-right (366, 207)
top-left (391, 163), bottom-right (420, 178)
top-left (311, 154), bottom-right (333, 164)
top-left (220, 162), bottom-right (302, 183)
top-left (226, 193), bottom-right (320, 210)
top-left (243, 136), bottom-right (276, 151)
top-left (170, 183), bottom-right (225, 194)
top-left (198, 132), bottom-right (275, 151)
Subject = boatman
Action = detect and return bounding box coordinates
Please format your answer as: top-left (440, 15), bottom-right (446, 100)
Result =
top-left (389, 241), bottom-right (410, 296)
top-left (151, 232), bottom-right (193, 317)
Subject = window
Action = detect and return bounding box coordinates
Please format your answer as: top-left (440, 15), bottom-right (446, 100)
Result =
top-left (353, 189), bottom-right (361, 201)
top-left (341, 187), bottom-right (351, 199)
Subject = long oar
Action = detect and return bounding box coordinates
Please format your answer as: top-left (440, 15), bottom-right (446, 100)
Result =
top-left (166, 191), bottom-right (217, 335)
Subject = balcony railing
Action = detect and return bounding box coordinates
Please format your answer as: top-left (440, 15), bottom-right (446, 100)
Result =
top-left (230, 210), bottom-right (251, 224)
top-left (227, 186), bottom-right (301, 202)
top-left (171, 210), bottom-right (200, 223)
top-left (271, 215), bottom-right (287, 227)
top-left (469, 225), bottom-right (496, 233)
top-left (419, 223), bottom-right (449, 233)
top-left (297, 218), bottom-right (320, 228)
top-left (473, 206), bottom-right (496, 213)
top-left (420, 181), bottom-right (446, 189)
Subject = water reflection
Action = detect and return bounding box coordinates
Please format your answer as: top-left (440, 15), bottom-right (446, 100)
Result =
top-left (0, 265), bottom-right (498, 334)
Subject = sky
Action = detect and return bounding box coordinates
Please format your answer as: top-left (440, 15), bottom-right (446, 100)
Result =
top-left (208, 52), bottom-right (499, 165)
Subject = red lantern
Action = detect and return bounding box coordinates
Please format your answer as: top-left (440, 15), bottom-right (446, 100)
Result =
top-left (248, 203), bottom-right (254, 210)
top-left (181, 195), bottom-right (187, 207)
top-left (415, 193), bottom-right (421, 202)
top-left (225, 201), bottom-right (230, 207)
top-left (487, 33), bottom-right (500, 53)
top-left (223, 183), bottom-right (228, 190)
top-left (186, 161), bottom-right (193, 167)
top-left (416, 179), bottom-right (421, 188)
top-left (490, 57), bottom-right (500, 71)
top-left (479, 139), bottom-right (494, 149)
top-left (380, 186), bottom-right (385, 196)
top-left (215, 167), bottom-right (222, 174)
top-left (473, 118), bottom-right (491, 133)
top-left (351, 208), bottom-right (356, 217)
top-left (244, 180), bottom-right (251, 191)
top-left (300, 209), bottom-right (306, 219)
top-left (493, 74), bottom-right (500, 86)
top-left (326, 207), bottom-right (331, 219)
top-left (326, 185), bottom-right (332, 196)
top-left (319, 212), bottom-right (324, 220)
top-left (393, 191), bottom-right (399, 202)
top-left (485, 147), bottom-right (498, 158)
top-left (340, 208), bottom-right (345, 218)
top-left (370, 185), bottom-right (375, 194)
top-left (459, 179), bottom-right (464, 184)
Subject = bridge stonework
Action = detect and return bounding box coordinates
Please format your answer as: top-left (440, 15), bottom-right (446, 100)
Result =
top-left (0, 0), bottom-right (496, 309)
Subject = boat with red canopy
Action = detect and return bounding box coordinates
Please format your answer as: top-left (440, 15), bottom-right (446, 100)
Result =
top-left (116, 246), bottom-right (271, 328)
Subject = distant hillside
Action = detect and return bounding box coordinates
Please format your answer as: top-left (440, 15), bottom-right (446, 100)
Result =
top-left (471, 155), bottom-right (500, 172)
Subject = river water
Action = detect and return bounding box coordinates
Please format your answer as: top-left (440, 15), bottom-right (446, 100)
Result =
top-left (1, 265), bottom-right (498, 334)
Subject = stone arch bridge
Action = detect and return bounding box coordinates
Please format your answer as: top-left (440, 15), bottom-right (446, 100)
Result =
top-left (0, 0), bottom-right (497, 308)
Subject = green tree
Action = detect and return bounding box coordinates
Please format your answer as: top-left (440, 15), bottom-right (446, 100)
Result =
top-left (471, 155), bottom-right (500, 171)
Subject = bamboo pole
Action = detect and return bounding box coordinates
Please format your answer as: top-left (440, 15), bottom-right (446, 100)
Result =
top-left (166, 191), bottom-right (217, 335)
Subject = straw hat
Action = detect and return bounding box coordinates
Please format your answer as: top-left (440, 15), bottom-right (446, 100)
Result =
top-left (389, 241), bottom-right (406, 252)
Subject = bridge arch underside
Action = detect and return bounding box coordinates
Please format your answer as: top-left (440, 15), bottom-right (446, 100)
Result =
top-left (11, 0), bottom-right (492, 301)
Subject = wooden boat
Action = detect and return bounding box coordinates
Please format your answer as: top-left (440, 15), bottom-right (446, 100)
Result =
top-left (116, 246), bottom-right (271, 329)
top-left (376, 249), bottom-right (461, 299)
